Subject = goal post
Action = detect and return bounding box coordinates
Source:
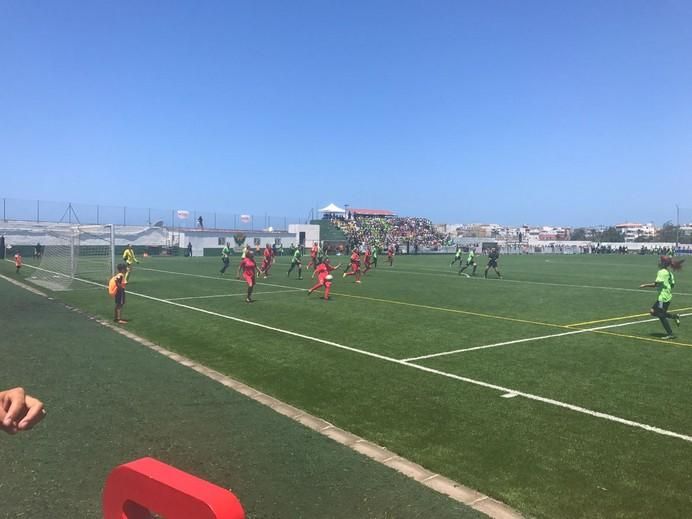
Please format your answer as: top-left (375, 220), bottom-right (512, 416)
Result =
top-left (28, 224), bottom-right (116, 291)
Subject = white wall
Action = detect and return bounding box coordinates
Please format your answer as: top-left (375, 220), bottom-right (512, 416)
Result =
top-left (288, 224), bottom-right (320, 247)
top-left (179, 230), bottom-right (297, 256)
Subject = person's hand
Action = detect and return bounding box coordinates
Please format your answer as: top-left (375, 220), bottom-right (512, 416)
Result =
top-left (0, 387), bottom-right (45, 434)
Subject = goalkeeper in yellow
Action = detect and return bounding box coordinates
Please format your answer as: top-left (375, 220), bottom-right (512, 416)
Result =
top-left (122, 244), bottom-right (139, 281)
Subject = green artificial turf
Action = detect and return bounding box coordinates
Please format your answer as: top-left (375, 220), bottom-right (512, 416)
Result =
top-left (0, 278), bottom-right (481, 519)
top-left (3, 252), bottom-right (691, 518)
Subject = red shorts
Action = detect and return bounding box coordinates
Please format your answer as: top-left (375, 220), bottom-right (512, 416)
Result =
top-left (243, 273), bottom-right (255, 287)
top-left (318, 274), bottom-right (332, 287)
top-left (350, 263), bottom-right (360, 272)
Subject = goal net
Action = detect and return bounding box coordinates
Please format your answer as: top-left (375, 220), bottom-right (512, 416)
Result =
top-left (28, 224), bottom-right (115, 291)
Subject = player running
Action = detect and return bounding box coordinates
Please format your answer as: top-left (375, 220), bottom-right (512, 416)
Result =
top-left (306, 242), bottom-right (319, 270)
top-left (372, 246), bottom-right (378, 268)
top-left (640, 255), bottom-right (684, 339)
top-left (387, 245), bottom-right (395, 266)
top-left (237, 250), bottom-right (260, 303)
top-left (343, 249), bottom-right (362, 283)
top-left (259, 243), bottom-right (274, 278)
top-left (122, 244), bottom-right (139, 281)
top-left (308, 258), bottom-right (342, 300)
top-left (459, 248), bottom-right (478, 276)
top-left (450, 245), bottom-right (463, 267)
top-left (484, 248), bottom-right (502, 279)
top-left (287, 247), bottom-right (303, 279)
top-left (363, 247), bottom-right (373, 274)
top-left (220, 242), bottom-right (232, 275)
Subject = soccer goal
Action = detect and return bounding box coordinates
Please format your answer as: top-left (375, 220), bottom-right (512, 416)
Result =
top-left (28, 224), bottom-right (115, 291)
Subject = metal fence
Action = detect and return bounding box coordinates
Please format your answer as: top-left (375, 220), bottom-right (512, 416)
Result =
top-left (1, 197), bottom-right (306, 231)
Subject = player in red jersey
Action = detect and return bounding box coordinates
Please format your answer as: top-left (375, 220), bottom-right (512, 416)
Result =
top-left (306, 242), bottom-right (319, 270)
top-left (259, 243), bottom-right (274, 278)
top-left (342, 249), bottom-right (362, 283)
top-left (363, 247), bottom-right (373, 274)
top-left (236, 250), bottom-right (260, 303)
top-left (308, 258), bottom-right (341, 300)
top-left (387, 245), bottom-right (395, 266)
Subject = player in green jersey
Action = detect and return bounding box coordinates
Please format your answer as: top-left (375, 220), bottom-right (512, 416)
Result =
top-left (220, 242), bottom-right (232, 274)
top-left (450, 245), bottom-right (463, 267)
top-left (459, 248), bottom-right (477, 276)
top-left (640, 255), bottom-right (684, 339)
top-left (287, 247), bottom-right (303, 280)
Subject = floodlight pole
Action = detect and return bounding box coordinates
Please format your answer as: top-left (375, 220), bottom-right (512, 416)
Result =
top-left (676, 204), bottom-right (680, 249)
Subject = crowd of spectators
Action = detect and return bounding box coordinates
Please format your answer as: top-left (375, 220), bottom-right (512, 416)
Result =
top-left (332, 216), bottom-right (450, 251)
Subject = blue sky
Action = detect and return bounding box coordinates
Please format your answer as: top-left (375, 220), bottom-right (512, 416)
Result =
top-left (1, 1), bottom-right (691, 227)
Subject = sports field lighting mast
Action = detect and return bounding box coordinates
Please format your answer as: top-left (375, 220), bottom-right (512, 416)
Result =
top-left (676, 204), bottom-right (680, 249)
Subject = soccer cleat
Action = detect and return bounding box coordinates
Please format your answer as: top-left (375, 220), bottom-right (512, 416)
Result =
top-left (342, 272), bottom-right (347, 278)
top-left (355, 280), bottom-right (361, 284)
top-left (674, 315), bottom-right (681, 327)
top-left (663, 335), bottom-right (676, 340)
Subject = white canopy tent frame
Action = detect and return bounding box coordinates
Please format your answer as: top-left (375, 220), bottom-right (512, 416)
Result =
top-left (318, 203), bottom-right (346, 214)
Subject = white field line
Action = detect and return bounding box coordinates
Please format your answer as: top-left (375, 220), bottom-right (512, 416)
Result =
top-left (167, 288), bottom-right (304, 301)
top-left (141, 266), bottom-right (562, 329)
top-left (7, 262), bottom-right (692, 444)
top-left (74, 289), bottom-right (692, 444)
top-left (140, 266), bottom-right (303, 291)
top-left (137, 265), bottom-right (692, 349)
top-left (375, 266), bottom-right (692, 297)
top-left (402, 313), bottom-right (692, 362)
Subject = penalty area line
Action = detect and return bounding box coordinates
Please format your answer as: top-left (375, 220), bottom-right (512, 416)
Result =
top-left (566, 306), bottom-right (692, 327)
top-left (402, 312), bottom-right (692, 362)
top-left (166, 288), bottom-right (305, 301)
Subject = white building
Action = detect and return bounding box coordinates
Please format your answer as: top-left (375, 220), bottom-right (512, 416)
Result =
top-left (615, 222), bottom-right (656, 242)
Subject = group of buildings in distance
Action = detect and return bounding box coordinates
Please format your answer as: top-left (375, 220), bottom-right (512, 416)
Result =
top-left (436, 222), bottom-right (692, 243)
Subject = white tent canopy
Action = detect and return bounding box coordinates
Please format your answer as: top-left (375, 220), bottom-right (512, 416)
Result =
top-left (318, 203), bottom-right (346, 214)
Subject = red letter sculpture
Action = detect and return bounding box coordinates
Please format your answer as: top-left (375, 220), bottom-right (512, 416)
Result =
top-left (103, 457), bottom-right (245, 519)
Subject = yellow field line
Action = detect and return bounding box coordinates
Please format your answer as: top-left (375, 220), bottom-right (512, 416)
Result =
top-left (567, 306), bottom-right (692, 327)
top-left (331, 292), bottom-right (566, 329)
top-left (587, 329), bottom-right (692, 348)
top-left (136, 264), bottom-right (692, 350)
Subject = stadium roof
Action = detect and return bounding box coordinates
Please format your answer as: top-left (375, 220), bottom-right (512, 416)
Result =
top-left (350, 208), bottom-right (396, 216)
